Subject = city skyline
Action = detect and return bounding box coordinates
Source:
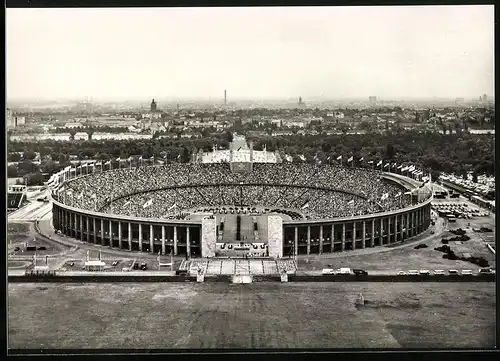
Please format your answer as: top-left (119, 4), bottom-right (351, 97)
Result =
top-left (6, 6), bottom-right (495, 101)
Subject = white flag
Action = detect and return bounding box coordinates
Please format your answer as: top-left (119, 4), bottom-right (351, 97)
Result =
top-left (376, 160), bottom-right (382, 166)
top-left (347, 156), bottom-right (353, 162)
top-left (347, 199), bottom-right (354, 205)
top-left (302, 202), bottom-right (309, 209)
top-left (143, 199), bottom-right (153, 208)
top-left (116, 157), bottom-right (121, 162)
top-left (104, 160), bottom-right (111, 165)
top-left (359, 157), bottom-right (364, 162)
top-left (336, 155), bottom-right (342, 161)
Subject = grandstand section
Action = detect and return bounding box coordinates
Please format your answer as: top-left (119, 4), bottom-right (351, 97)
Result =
top-left (49, 137), bottom-right (433, 259)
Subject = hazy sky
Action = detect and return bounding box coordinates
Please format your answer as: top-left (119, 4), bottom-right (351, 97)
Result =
top-left (6, 6), bottom-right (494, 101)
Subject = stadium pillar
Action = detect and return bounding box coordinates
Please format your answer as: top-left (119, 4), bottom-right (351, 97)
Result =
top-left (85, 216), bottom-right (90, 242)
top-left (150, 224), bottom-right (154, 253)
top-left (294, 226), bottom-right (298, 258)
top-left (405, 213), bottom-right (409, 239)
top-left (387, 217), bottom-right (392, 244)
top-left (412, 211), bottom-right (416, 236)
top-left (319, 225), bottom-right (323, 254)
top-left (306, 226), bottom-right (311, 255)
top-left (100, 219), bottom-right (104, 246)
top-left (138, 223), bottom-right (142, 251)
top-left (400, 214), bottom-right (404, 241)
top-left (352, 222), bottom-right (356, 250)
top-left (362, 221), bottom-right (366, 248)
top-left (393, 215), bottom-right (397, 242)
top-left (161, 226), bottom-right (166, 255)
top-left (186, 226), bottom-right (191, 258)
top-left (379, 218), bottom-right (383, 246)
top-left (330, 224), bottom-right (334, 252)
top-left (109, 220), bottom-right (113, 248)
top-left (79, 214), bottom-right (84, 241)
top-left (341, 223), bottom-right (346, 251)
top-left (128, 222), bottom-right (132, 251)
top-left (73, 213), bottom-right (77, 238)
top-left (371, 219), bottom-right (375, 247)
top-left (173, 226), bottom-right (178, 255)
top-left (93, 218), bottom-right (97, 243)
top-left (118, 222), bottom-right (122, 249)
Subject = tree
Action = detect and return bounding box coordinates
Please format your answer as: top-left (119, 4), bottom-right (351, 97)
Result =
top-left (385, 143), bottom-right (395, 159)
top-left (22, 150), bottom-right (37, 160)
top-left (24, 172), bottom-right (45, 186)
top-left (8, 153), bottom-right (22, 162)
top-left (58, 153), bottom-right (67, 164)
top-left (40, 160), bottom-right (58, 174)
top-left (69, 129), bottom-right (77, 141)
top-left (7, 165), bottom-right (19, 178)
top-left (86, 127), bottom-right (95, 141)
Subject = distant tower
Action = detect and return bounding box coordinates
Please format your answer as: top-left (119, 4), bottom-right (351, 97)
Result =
top-left (483, 94), bottom-right (487, 102)
top-left (369, 96), bottom-right (377, 103)
top-left (150, 99), bottom-right (157, 112)
top-left (224, 90), bottom-right (227, 105)
top-left (176, 103), bottom-right (180, 112)
top-left (298, 96), bottom-right (302, 105)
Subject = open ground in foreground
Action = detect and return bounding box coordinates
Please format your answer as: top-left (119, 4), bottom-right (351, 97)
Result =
top-left (8, 282), bottom-right (495, 349)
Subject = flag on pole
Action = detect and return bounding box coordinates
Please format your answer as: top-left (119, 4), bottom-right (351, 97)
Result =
top-left (376, 160), bottom-right (382, 166)
top-left (299, 155), bottom-right (306, 161)
top-left (116, 157), bottom-right (121, 162)
top-left (397, 165), bottom-right (403, 169)
top-left (367, 160), bottom-right (374, 164)
top-left (128, 156), bottom-right (133, 162)
top-left (347, 156), bottom-right (353, 162)
top-left (143, 199), bottom-right (153, 208)
top-left (384, 163), bottom-right (389, 168)
top-left (347, 199), bottom-right (354, 205)
top-left (104, 160), bottom-right (110, 165)
top-left (336, 155), bottom-right (342, 161)
top-left (302, 202), bottom-right (309, 209)
top-left (359, 157), bottom-right (364, 162)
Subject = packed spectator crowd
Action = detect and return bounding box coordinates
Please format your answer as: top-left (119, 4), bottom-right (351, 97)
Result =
top-left (55, 163), bottom-right (422, 219)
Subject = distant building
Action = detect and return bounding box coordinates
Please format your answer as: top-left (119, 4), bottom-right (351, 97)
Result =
top-left (482, 94), bottom-right (487, 102)
top-left (334, 111), bottom-right (345, 119)
top-left (64, 121), bottom-right (83, 129)
top-left (369, 96), bottom-right (377, 103)
top-left (150, 99), bottom-right (157, 112)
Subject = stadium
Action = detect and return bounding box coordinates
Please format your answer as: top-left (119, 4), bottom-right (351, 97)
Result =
top-left (49, 135), bottom-right (433, 259)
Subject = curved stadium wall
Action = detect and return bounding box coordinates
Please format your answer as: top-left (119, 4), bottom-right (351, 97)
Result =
top-left (50, 165), bottom-right (432, 257)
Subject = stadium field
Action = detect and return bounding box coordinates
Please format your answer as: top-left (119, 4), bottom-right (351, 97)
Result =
top-left (8, 282), bottom-right (495, 349)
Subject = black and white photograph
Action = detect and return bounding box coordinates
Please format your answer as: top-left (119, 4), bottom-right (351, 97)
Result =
top-left (6, 5), bottom-right (495, 352)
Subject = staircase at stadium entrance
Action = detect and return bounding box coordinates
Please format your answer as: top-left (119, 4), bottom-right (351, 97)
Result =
top-left (183, 257), bottom-right (297, 282)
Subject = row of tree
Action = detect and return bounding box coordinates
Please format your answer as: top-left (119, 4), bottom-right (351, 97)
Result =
top-left (7, 130), bottom-right (494, 183)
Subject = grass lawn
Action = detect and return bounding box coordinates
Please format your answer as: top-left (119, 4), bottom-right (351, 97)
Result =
top-left (8, 282), bottom-right (495, 349)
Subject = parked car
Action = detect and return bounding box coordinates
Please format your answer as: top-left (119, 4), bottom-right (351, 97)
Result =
top-left (461, 269), bottom-right (473, 275)
top-left (353, 269), bottom-right (368, 276)
top-left (408, 270), bottom-right (419, 275)
top-left (397, 271), bottom-right (407, 275)
top-left (433, 270), bottom-right (445, 275)
top-left (479, 268), bottom-right (493, 275)
top-left (419, 270), bottom-right (430, 275)
top-left (448, 269), bottom-right (459, 275)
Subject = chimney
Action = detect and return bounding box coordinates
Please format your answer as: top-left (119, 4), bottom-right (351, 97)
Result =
top-left (224, 90), bottom-right (227, 105)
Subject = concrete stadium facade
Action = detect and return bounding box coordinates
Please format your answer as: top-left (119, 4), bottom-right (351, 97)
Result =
top-left (50, 170), bottom-right (433, 258)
